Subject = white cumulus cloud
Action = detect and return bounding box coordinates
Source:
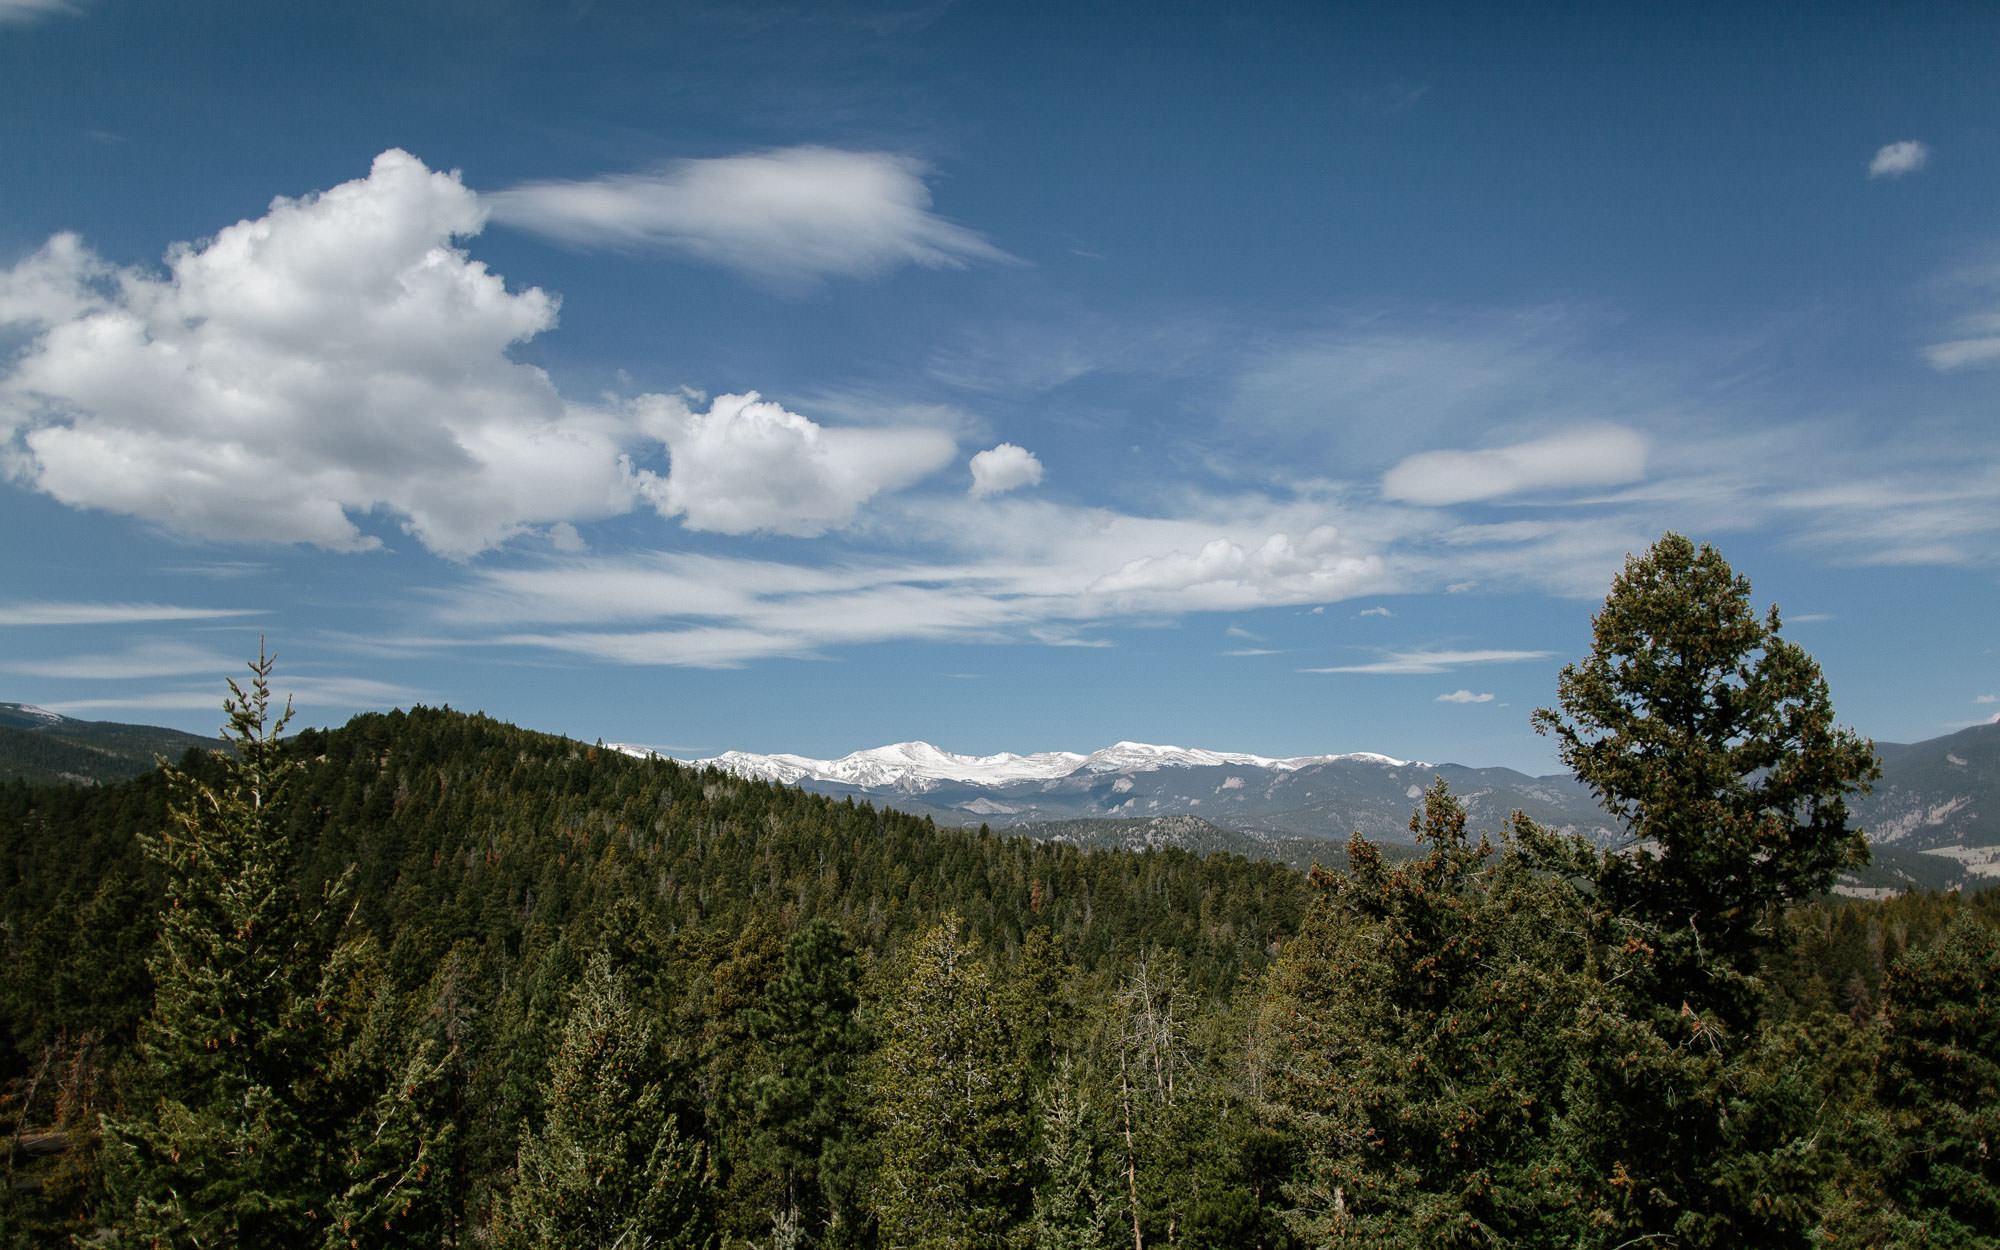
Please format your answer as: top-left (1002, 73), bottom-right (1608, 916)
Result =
top-left (1436, 689), bottom-right (1495, 704)
top-left (1869, 140), bottom-right (1930, 179)
top-left (1380, 425), bottom-right (1649, 506)
top-left (487, 147), bottom-right (1012, 289)
top-left (968, 442), bottom-right (1043, 497)
top-left (632, 391), bottom-right (956, 536)
top-left (0, 149), bottom-right (642, 558)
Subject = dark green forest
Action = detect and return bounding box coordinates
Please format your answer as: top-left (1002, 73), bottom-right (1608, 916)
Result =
top-left (3, 536), bottom-right (1996, 1248)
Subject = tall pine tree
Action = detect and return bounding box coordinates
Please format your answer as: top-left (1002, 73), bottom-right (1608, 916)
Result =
top-left (741, 917), bottom-right (866, 1248)
top-left (98, 649), bottom-right (345, 1247)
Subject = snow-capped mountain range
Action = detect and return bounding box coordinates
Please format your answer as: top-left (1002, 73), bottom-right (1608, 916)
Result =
top-left (681, 740), bottom-right (1415, 794)
top-left (602, 725), bottom-right (2000, 893)
top-left (606, 736), bottom-right (1598, 847)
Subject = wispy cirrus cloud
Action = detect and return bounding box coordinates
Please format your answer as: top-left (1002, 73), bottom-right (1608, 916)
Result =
top-left (37, 673), bottom-right (419, 718)
top-left (1, 640), bottom-right (237, 679)
top-left (0, 0), bottom-right (78, 26)
top-left (1302, 649), bottom-right (1553, 675)
top-left (0, 601), bottom-right (262, 626)
top-left (486, 147), bottom-right (1012, 289)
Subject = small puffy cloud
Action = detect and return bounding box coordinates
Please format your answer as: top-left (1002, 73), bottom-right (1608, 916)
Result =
top-left (968, 442), bottom-right (1043, 497)
top-left (1358, 606), bottom-right (1392, 618)
top-left (1869, 140), bottom-right (1930, 179)
top-left (1303, 648), bottom-right (1552, 675)
top-left (1, 150), bottom-right (640, 558)
top-left (1436, 689), bottom-right (1495, 704)
top-left (1381, 425), bottom-right (1649, 506)
top-left (487, 147), bottom-right (1011, 289)
top-left (633, 391), bottom-right (956, 536)
top-left (1976, 694), bottom-right (1997, 704)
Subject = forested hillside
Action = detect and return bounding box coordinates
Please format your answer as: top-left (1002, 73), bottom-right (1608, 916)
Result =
top-left (3, 538), bottom-right (1997, 1248)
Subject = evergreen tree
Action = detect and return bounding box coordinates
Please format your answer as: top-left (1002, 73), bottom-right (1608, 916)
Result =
top-left (1531, 536), bottom-right (1885, 1246)
top-left (1876, 913), bottom-right (2000, 1244)
top-left (1030, 1059), bottom-right (1114, 1250)
top-left (1532, 532), bottom-right (1880, 1008)
top-left (96, 649), bottom-right (356, 1248)
top-left (869, 914), bottom-right (1029, 1249)
top-left (742, 917), bottom-right (867, 1248)
top-left (1263, 782), bottom-right (1593, 1247)
top-left (319, 964), bottom-right (460, 1250)
top-left (503, 951), bottom-right (716, 1250)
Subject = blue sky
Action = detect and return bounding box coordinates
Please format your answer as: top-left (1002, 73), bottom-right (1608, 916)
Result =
top-left (2, 0), bottom-right (1996, 774)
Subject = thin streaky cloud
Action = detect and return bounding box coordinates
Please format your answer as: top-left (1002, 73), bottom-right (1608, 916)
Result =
top-left (3, 641), bottom-right (237, 680)
top-left (1924, 336), bottom-right (2000, 371)
top-left (1436, 689), bottom-right (1495, 704)
top-left (487, 147), bottom-right (1013, 288)
top-left (0, 0), bottom-right (77, 25)
top-left (1302, 649), bottom-right (1553, 675)
top-left (38, 674), bottom-right (418, 718)
top-left (0, 602), bottom-right (263, 626)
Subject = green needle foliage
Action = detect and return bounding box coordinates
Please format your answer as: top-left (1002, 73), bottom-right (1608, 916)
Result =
top-left (868, 914), bottom-right (1029, 1250)
top-left (92, 648), bottom-right (456, 1249)
top-left (1876, 914), bottom-right (2000, 1244)
top-left (1264, 782), bottom-right (1595, 1247)
top-left (97, 648), bottom-right (348, 1248)
top-left (1532, 534), bottom-right (1888, 1247)
top-left (504, 950), bottom-right (717, 1250)
top-left (1533, 532), bottom-right (1880, 997)
top-left (741, 917), bottom-right (867, 1248)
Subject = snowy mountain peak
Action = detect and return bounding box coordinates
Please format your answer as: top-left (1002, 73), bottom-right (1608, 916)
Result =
top-left (682, 739), bottom-right (1417, 794)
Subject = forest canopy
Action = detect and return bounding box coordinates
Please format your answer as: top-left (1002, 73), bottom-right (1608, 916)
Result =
top-left (2, 537), bottom-right (1995, 1249)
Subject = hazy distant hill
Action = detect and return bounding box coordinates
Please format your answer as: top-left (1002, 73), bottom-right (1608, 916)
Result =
top-left (0, 703), bottom-right (225, 787)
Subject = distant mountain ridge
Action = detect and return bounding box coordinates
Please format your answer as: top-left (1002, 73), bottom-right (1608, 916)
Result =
top-left (10, 702), bottom-right (1995, 892)
top-left (627, 723), bottom-right (2000, 892)
top-left (0, 702), bottom-right (226, 787)
top-left (652, 737), bottom-right (1613, 845)
top-left (692, 739), bottom-right (1413, 792)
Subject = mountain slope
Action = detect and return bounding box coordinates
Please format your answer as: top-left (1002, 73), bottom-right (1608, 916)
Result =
top-left (0, 703), bottom-right (225, 786)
